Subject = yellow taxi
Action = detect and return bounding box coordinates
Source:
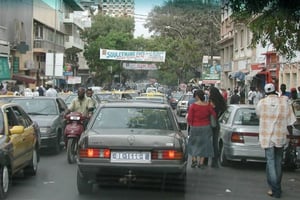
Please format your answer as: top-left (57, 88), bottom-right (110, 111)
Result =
top-left (0, 102), bottom-right (40, 199)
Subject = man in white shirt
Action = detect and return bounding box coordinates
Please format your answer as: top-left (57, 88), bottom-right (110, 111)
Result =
top-left (45, 84), bottom-right (58, 97)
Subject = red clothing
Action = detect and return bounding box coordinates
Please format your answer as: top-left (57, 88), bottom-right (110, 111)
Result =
top-left (187, 103), bottom-right (216, 126)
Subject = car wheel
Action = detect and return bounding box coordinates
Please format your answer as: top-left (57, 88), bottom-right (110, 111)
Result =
top-left (24, 148), bottom-right (38, 176)
top-left (0, 165), bottom-right (10, 199)
top-left (219, 143), bottom-right (229, 166)
top-left (77, 170), bottom-right (93, 194)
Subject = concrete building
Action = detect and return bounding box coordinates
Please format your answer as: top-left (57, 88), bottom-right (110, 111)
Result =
top-left (98, 0), bottom-right (134, 17)
top-left (218, 0), bottom-right (300, 100)
top-left (0, 0), bottom-right (89, 90)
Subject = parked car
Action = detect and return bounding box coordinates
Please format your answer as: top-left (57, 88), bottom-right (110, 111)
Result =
top-left (176, 92), bottom-right (193, 116)
top-left (11, 97), bottom-right (67, 154)
top-left (218, 104), bottom-right (300, 169)
top-left (218, 104), bottom-right (263, 166)
top-left (0, 102), bottom-right (40, 199)
top-left (76, 102), bottom-right (188, 194)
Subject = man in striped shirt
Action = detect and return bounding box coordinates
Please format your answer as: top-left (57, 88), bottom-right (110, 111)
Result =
top-left (256, 83), bottom-right (296, 198)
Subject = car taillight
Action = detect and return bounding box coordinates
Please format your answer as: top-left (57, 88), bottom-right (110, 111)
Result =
top-left (152, 150), bottom-right (183, 160)
top-left (79, 148), bottom-right (110, 158)
top-left (231, 132), bottom-right (244, 143)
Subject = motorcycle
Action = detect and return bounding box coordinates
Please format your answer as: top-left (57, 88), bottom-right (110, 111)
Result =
top-left (64, 112), bottom-right (86, 164)
top-left (283, 133), bottom-right (300, 170)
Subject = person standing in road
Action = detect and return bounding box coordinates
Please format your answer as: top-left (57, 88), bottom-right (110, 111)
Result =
top-left (256, 83), bottom-right (296, 198)
top-left (187, 89), bottom-right (216, 169)
top-left (207, 86), bottom-right (227, 168)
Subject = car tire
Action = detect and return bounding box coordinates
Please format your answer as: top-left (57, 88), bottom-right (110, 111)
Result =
top-left (219, 143), bottom-right (229, 166)
top-left (0, 165), bottom-right (10, 199)
top-left (24, 148), bottom-right (38, 176)
top-left (77, 170), bottom-right (93, 194)
top-left (163, 172), bottom-right (186, 193)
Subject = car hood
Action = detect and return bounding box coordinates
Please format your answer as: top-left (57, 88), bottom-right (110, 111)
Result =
top-left (84, 129), bottom-right (181, 148)
top-left (29, 115), bottom-right (59, 127)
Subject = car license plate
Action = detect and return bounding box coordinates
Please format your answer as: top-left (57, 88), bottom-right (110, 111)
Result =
top-left (110, 151), bottom-right (151, 163)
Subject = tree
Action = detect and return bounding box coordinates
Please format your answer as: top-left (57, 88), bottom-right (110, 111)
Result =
top-left (228, 0), bottom-right (300, 59)
top-left (145, 0), bottom-right (221, 83)
top-left (80, 14), bottom-right (135, 86)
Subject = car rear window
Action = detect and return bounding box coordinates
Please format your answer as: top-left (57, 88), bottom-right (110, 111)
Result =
top-left (92, 107), bottom-right (174, 131)
top-left (233, 108), bottom-right (259, 126)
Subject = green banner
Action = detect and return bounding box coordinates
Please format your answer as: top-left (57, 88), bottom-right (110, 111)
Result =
top-left (0, 56), bottom-right (11, 81)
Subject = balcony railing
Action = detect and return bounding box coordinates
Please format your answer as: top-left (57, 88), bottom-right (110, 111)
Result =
top-left (63, 13), bottom-right (85, 30)
top-left (64, 36), bottom-right (84, 50)
top-left (33, 39), bottom-right (65, 53)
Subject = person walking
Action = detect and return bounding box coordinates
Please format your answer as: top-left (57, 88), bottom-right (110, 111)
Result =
top-left (208, 86), bottom-right (227, 168)
top-left (187, 89), bottom-right (216, 169)
top-left (230, 88), bottom-right (240, 104)
top-left (256, 83), bottom-right (296, 198)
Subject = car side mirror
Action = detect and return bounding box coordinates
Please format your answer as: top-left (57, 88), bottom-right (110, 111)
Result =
top-left (10, 125), bottom-right (25, 135)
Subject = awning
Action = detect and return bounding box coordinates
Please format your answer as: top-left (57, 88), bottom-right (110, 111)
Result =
top-left (12, 74), bottom-right (36, 84)
top-left (245, 70), bottom-right (261, 81)
top-left (201, 80), bottom-right (220, 84)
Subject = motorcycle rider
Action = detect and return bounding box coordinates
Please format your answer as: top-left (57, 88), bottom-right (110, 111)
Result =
top-left (67, 87), bottom-right (94, 120)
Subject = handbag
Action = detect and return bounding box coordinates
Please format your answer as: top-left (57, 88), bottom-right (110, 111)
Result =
top-left (210, 115), bottom-right (217, 128)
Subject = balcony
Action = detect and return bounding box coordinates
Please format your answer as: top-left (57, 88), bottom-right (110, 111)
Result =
top-left (64, 36), bottom-right (84, 51)
top-left (64, 13), bottom-right (85, 30)
top-left (33, 39), bottom-right (65, 53)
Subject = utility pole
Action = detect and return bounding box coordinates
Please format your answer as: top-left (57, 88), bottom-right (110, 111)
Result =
top-left (52, 0), bottom-right (57, 87)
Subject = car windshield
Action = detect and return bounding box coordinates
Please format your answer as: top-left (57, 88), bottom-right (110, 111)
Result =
top-left (233, 108), bottom-right (259, 125)
top-left (12, 99), bottom-right (58, 115)
top-left (91, 107), bottom-right (174, 131)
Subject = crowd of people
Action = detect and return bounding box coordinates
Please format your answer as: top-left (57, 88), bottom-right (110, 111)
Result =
top-left (185, 83), bottom-right (297, 199)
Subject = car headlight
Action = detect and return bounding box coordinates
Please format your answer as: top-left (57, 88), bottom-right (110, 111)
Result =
top-left (40, 127), bottom-right (50, 133)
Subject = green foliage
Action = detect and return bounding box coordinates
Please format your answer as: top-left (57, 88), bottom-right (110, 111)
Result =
top-left (229, 0), bottom-right (300, 59)
top-left (145, 0), bottom-right (221, 83)
top-left (81, 15), bottom-right (135, 85)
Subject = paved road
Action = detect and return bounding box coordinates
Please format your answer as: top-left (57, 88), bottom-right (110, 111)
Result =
top-left (7, 149), bottom-right (300, 200)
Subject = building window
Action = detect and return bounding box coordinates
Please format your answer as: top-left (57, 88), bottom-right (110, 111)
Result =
top-left (240, 29), bottom-right (244, 49)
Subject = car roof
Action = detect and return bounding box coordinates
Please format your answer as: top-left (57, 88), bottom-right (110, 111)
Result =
top-left (99, 101), bottom-right (170, 109)
top-left (11, 96), bottom-right (62, 100)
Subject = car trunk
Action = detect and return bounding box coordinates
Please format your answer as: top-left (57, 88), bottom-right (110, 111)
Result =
top-left (87, 129), bottom-right (178, 149)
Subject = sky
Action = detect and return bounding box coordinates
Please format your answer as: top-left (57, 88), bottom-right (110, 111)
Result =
top-left (134, 0), bottom-right (165, 38)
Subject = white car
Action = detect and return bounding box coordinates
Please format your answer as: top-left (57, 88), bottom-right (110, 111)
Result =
top-left (176, 93), bottom-right (193, 116)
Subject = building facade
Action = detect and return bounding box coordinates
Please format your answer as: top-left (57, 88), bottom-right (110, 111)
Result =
top-left (0, 0), bottom-right (90, 91)
top-left (219, 0), bottom-right (300, 100)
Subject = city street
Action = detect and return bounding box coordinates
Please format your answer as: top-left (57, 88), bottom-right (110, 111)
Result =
top-left (7, 148), bottom-right (300, 200)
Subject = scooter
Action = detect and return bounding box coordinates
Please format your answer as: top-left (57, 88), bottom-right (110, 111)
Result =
top-left (64, 112), bottom-right (86, 164)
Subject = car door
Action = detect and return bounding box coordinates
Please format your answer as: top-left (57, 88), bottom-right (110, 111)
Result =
top-left (11, 106), bottom-right (35, 163)
top-left (5, 106), bottom-right (26, 170)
